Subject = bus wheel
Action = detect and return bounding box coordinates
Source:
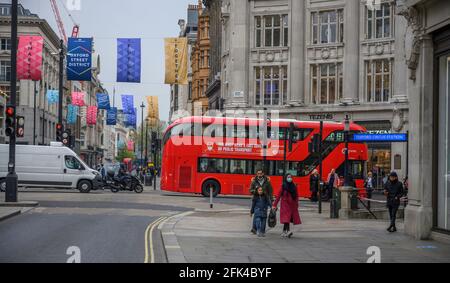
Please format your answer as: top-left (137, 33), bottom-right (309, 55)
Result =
top-left (0, 179), bottom-right (6, 192)
top-left (202, 180), bottom-right (220, 198)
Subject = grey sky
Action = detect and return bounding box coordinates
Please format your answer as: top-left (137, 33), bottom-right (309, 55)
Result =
top-left (18, 0), bottom-right (194, 124)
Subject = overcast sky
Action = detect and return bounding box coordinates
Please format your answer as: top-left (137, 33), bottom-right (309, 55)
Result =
top-left (16, 0), bottom-right (194, 124)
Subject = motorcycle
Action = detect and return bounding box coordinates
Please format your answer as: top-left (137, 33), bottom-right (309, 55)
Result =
top-left (103, 171), bottom-right (144, 194)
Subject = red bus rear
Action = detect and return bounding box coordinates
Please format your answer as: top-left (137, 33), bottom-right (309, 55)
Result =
top-left (161, 116), bottom-right (368, 198)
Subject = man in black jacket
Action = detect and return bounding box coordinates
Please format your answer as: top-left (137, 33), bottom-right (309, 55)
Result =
top-left (249, 169), bottom-right (273, 234)
top-left (384, 172), bottom-right (404, 232)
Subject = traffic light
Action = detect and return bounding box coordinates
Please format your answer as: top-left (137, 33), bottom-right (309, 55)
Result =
top-left (56, 123), bottom-right (64, 142)
top-left (16, 116), bottom-right (25, 138)
top-left (151, 140), bottom-right (156, 154)
top-left (308, 134), bottom-right (321, 154)
top-left (5, 106), bottom-right (15, 137)
top-left (62, 129), bottom-right (71, 147)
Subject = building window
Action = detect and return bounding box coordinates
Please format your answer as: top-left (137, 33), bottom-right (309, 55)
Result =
top-left (366, 3), bottom-right (392, 39)
top-left (0, 61), bottom-right (11, 82)
top-left (255, 15), bottom-right (289, 48)
top-left (311, 63), bottom-right (343, 105)
top-left (0, 38), bottom-right (11, 51)
top-left (366, 59), bottom-right (392, 102)
top-left (312, 10), bottom-right (344, 44)
top-left (0, 7), bottom-right (10, 16)
top-left (255, 66), bottom-right (288, 106)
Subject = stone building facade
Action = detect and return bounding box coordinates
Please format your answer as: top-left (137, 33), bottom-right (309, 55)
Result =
top-left (0, 3), bottom-right (66, 146)
top-left (169, 4), bottom-right (198, 123)
top-left (191, 0), bottom-right (211, 116)
top-left (396, 0), bottom-right (450, 240)
top-left (217, 0), bottom-right (410, 184)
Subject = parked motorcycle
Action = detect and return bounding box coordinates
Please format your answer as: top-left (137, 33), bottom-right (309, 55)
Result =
top-left (103, 171), bottom-right (144, 194)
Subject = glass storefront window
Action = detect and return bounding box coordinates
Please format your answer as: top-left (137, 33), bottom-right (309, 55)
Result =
top-left (437, 55), bottom-right (450, 231)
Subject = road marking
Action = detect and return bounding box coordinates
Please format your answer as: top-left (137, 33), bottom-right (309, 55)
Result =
top-left (144, 216), bottom-right (166, 264)
top-left (165, 245), bottom-right (181, 249)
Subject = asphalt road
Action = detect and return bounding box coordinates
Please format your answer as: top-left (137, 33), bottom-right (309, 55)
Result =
top-left (0, 189), bottom-right (191, 263)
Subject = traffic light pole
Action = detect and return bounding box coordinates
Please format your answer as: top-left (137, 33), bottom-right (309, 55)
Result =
top-left (5, 0), bottom-right (18, 202)
top-left (58, 39), bottom-right (64, 125)
top-left (318, 121), bottom-right (323, 214)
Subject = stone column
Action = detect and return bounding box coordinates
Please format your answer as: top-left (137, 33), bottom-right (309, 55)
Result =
top-left (229, 0), bottom-right (249, 107)
top-left (339, 186), bottom-right (354, 219)
top-left (404, 34), bottom-right (433, 240)
top-left (289, 0), bottom-right (305, 105)
top-left (342, 0), bottom-right (360, 104)
top-left (393, 11), bottom-right (409, 102)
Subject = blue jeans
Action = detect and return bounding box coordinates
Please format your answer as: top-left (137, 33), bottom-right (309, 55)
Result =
top-left (255, 216), bottom-right (267, 234)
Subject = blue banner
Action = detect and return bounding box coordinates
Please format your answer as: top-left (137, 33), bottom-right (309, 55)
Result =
top-left (106, 107), bottom-right (118, 126)
top-left (117, 38), bottom-right (141, 83)
top-left (96, 93), bottom-right (111, 110)
top-left (351, 133), bottom-right (408, 143)
top-left (47, 90), bottom-right (58, 105)
top-left (67, 105), bottom-right (79, 125)
top-left (67, 38), bottom-right (93, 81)
top-left (124, 108), bottom-right (137, 128)
top-left (121, 95), bottom-right (135, 114)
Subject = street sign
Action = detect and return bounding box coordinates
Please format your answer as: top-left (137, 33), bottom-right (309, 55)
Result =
top-left (351, 133), bottom-right (408, 143)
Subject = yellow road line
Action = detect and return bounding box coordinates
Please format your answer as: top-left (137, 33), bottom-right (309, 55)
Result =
top-left (144, 216), bottom-right (166, 263)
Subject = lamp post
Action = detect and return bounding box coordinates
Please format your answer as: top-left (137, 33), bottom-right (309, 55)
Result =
top-left (58, 39), bottom-right (64, 125)
top-left (140, 102), bottom-right (145, 171)
top-left (145, 118), bottom-right (149, 166)
top-left (344, 114), bottom-right (350, 186)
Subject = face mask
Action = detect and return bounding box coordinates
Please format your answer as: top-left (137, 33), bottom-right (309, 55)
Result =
top-left (287, 178), bottom-right (293, 183)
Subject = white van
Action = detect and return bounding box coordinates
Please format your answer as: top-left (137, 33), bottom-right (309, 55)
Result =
top-left (0, 142), bottom-right (102, 193)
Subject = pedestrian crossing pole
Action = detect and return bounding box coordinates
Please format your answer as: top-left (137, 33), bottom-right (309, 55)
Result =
top-left (210, 185), bottom-right (213, 209)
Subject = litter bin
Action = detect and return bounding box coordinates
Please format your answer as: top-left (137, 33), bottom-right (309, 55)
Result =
top-left (144, 175), bottom-right (153, 186)
top-left (350, 188), bottom-right (359, 210)
top-left (330, 188), bottom-right (341, 219)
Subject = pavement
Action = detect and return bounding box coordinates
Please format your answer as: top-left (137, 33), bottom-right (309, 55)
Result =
top-left (159, 205), bottom-right (450, 263)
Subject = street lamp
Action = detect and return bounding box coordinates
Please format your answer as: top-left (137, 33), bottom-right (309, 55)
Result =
top-left (344, 114), bottom-right (350, 186)
top-left (145, 117), bottom-right (149, 166)
top-left (140, 102), bottom-right (145, 171)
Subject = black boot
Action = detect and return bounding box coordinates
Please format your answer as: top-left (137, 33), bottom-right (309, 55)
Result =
top-left (391, 226), bottom-right (397, 233)
top-left (387, 225), bottom-right (393, 232)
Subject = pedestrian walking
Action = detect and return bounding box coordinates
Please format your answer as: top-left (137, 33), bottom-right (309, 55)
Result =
top-left (249, 169), bottom-right (274, 234)
top-left (326, 168), bottom-right (339, 201)
top-left (310, 169), bottom-right (320, 202)
top-left (364, 172), bottom-right (375, 209)
top-left (250, 186), bottom-right (272, 237)
top-left (272, 174), bottom-right (302, 238)
top-left (384, 172), bottom-right (404, 233)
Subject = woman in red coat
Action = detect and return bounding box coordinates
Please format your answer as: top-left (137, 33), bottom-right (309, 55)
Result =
top-left (272, 174), bottom-right (302, 238)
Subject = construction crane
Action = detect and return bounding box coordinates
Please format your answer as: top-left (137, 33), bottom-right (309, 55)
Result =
top-left (49, 0), bottom-right (80, 44)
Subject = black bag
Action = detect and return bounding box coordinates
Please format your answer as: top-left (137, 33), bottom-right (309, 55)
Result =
top-left (268, 209), bottom-right (277, 228)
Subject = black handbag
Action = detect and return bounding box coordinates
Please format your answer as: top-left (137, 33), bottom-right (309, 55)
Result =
top-left (268, 209), bottom-right (277, 228)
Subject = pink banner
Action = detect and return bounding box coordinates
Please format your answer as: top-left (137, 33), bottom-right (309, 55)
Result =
top-left (17, 36), bottom-right (44, 81)
top-left (72, 92), bottom-right (85, 106)
top-left (87, 106), bottom-right (98, 125)
top-left (127, 141), bottom-right (134, 151)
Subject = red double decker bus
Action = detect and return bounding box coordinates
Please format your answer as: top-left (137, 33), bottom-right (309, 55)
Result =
top-left (161, 116), bottom-right (368, 198)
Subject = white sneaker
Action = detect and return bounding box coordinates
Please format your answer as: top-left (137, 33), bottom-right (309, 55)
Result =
top-left (281, 232), bottom-right (287, 237)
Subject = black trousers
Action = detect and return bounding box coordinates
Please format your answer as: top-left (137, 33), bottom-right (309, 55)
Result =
top-left (388, 204), bottom-right (399, 227)
top-left (283, 223), bottom-right (290, 232)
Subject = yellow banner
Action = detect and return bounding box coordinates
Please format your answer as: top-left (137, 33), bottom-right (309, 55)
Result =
top-left (147, 117), bottom-right (159, 129)
top-left (164, 38), bottom-right (188, 85)
top-left (146, 96), bottom-right (159, 119)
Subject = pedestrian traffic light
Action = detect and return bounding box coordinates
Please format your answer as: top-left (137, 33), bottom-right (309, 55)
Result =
top-left (16, 116), bottom-right (25, 138)
top-left (62, 129), bottom-right (71, 147)
top-left (56, 123), bottom-right (64, 142)
top-left (151, 141), bottom-right (156, 154)
top-left (5, 106), bottom-right (15, 137)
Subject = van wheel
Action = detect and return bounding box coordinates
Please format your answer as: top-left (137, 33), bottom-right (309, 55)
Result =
top-left (0, 179), bottom-right (6, 192)
top-left (78, 180), bottom-right (92, 193)
top-left (202, 180), bottom-right (220, 198)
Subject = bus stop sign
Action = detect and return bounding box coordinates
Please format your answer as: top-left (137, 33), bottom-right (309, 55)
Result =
top-left (351, 133), bottom-right (408, 143)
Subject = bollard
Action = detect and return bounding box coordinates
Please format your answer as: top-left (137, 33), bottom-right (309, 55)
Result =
top-left (209, 185), bottom-right (213, 209)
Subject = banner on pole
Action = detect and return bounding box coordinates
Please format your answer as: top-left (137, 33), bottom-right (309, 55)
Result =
top-left (67, 105), bottom-right (79, 125)
top-left (87, 106), bottom-right (98, 125)
top-left (164, 37), bottom-right (188, 85)
top-left (96, 93), bottom-right (111, 110)
top-left (106, 107), bottom-right (118, 126)
top-left (127, 141), bottom-right (134, 151)
top-left (17, 35), bottom-right (44, 81)
top-left (67, 38), bottom-right (93, 81)
top-left (124, 108), bottom-right (137, 128)
top-left (72, 92), bottom-right (85, 106)
top-left (47, 90), bottom-right (59, 105)
top-left (146, 96), bottom-right (159, 120)
top-left (117, 38), bottom-right (141, 83)
top-left (121, 94), bottom-right (134, 114)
